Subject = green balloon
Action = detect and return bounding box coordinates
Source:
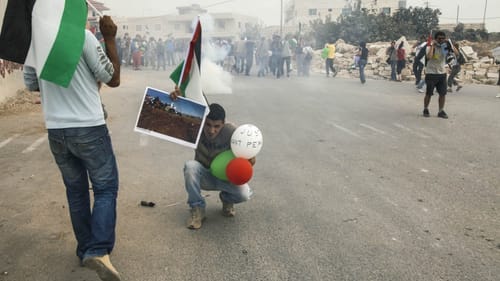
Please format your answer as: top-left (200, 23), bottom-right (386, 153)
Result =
top-left (210, 150), bottom-right (235, 181)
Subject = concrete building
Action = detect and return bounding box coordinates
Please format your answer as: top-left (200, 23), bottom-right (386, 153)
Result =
top-left (87, 1), bottom-right (109, 29)
top-left (286, 0), bottom-right (406, 26)
top-left (110, 4), bottom-right (260, 41)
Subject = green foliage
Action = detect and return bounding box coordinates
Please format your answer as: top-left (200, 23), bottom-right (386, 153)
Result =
top-left (308, 7), bottom-right (442, 45)
top-left (451, 23), bottom-right (489, 41)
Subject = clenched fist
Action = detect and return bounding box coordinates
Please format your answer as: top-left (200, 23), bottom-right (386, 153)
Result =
top-left (99, 16), bottom-right (117, 40)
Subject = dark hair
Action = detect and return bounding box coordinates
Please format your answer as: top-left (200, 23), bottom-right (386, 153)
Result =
top-left (207, 103), bottom-right (225, 121)
top-left (360, 41), bottom-right (366, 48)
top-left (434, 31), bottom-right (446, 39)
top-left (398, 41), bottom-right (404, 49)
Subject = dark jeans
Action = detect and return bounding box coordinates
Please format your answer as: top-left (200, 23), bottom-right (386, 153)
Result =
top-left (281, 56), bottom-right (291, 77)
top-left (359, 59), bottom-right (367, 83)
top-left (326, 58), bottom-right (335, 76)
top-left (396, 60), bottom-right (406, 74)
top-left (447, 65), bottom-right (461, 87)
top-left (413, 61), bottom-right (424, 85)
top-left (270, 55), bottom-right (282, 77)
top-left (157, 54), bottom-right (166, 70)
top-left (390, 60), bottom-right (397, 80)
top-left (48, 125), bottom-right (119, 260)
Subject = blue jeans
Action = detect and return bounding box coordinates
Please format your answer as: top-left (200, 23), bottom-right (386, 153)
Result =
top-left (358, 59), bottom-right (367, 83)
top-left (390, 60), bottom-right (397, 80)
top-left (48, 125), bottom-right (119, 260)
top-left (184, 160), bottom-right (252, 208)
top-left (326, 58), bottom-right (335, 76)
top-left (413, 61), bottom-right (424, 85)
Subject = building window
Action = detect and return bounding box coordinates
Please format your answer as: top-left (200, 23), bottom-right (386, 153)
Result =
top-left (136, 25), bottom-right (142, 32)
top-left (216, 20), bottom-right (225, 29)
top-left (381, 7), bottom-right (391, 15)
top-left (308, 9), bottom-right (317, 16)
top-left (341, 8), bottom-right (351, 16)
top-left (122, 25), bottom-right (128, 30)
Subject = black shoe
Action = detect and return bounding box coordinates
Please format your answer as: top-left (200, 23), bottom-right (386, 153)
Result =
top-left (437, 111), bottom-right (448, 119)
top-left (423, 108), bottom-right (430, 117)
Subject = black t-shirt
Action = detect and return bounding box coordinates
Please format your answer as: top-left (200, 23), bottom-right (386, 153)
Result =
top-left (360, 47), bottom-right (369, 60)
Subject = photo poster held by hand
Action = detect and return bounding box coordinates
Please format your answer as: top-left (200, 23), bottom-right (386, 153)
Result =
top-left (134, 87), bottom-right (209, 149)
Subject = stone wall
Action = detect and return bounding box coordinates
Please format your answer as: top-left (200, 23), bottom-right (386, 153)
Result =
top-left (309, 39), bottom-right (500, 85)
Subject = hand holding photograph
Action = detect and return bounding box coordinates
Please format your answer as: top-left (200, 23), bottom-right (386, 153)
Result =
top-left (134, 87), bottom-right (209, 149)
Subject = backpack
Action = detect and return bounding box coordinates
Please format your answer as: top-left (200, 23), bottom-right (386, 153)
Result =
top-left (415, 45), bottom-right (427, 65)
top-left (457, 49), bottom-right (467, 65)
top-left (321, 47), bottom-right (329, 59)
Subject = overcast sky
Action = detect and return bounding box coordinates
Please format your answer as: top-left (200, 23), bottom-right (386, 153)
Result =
top-left (102, 0), bottom-right (500, 32)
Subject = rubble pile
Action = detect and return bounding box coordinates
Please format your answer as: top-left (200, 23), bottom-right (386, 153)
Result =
top-left (310, 38), bottom-right (500, 85)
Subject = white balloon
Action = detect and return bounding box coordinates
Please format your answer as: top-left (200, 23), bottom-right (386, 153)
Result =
top-left (230, 124), bottom-right (263, 159)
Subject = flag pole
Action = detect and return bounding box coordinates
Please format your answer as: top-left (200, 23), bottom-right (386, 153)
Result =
top-left (86, 0), bottom-right (103, 17)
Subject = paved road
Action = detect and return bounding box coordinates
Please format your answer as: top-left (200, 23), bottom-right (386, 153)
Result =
top-left (1, 68), bottom-right (499, 281)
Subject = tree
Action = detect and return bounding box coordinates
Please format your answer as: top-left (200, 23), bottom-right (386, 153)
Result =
top-left (451, 23), bottom-right (489, 42)
top-left (308, 6), bottom-right (441, 46)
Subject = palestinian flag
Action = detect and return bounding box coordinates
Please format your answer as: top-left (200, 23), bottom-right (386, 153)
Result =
top-left (0, 0), bottom-right (36, 64)
top-left (427, 30), bottom-right (433, 46)
top-left (0, 0), bottom-right (87, 87)
top-left (169, 19), bottom-right (208, 106)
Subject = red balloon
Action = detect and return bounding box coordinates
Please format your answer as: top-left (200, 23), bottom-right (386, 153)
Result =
top-left (226, 158), bottom-right (253, 185)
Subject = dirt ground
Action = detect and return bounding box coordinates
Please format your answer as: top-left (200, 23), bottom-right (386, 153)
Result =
top-left (0, 88), bottom-right (41, 116)
top-left (137, 104), bottom-right (202, 143)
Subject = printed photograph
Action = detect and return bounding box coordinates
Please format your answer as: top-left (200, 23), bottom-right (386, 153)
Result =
top-left (134, 87), bottom-right (208, 149)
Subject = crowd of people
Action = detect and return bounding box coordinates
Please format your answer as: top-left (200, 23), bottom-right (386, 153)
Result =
top-left (111, 32), bottom-right (318, 79)
top-left (114, 33), bottom-right (188, 71)
top-left (215, 34), bottom-right (315, 79)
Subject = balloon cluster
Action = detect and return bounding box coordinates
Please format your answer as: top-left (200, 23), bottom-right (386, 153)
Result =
top-left (210, 124), bottom-right (263, 185)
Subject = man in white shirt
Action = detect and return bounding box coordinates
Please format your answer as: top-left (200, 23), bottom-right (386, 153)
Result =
top-left (24, 15), bottom-right (122, 281)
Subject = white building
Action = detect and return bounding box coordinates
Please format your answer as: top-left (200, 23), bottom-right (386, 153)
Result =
top-left (287, 0), bottom-right (407, 26)
top-left (111, 4), bottom-right (260, 41)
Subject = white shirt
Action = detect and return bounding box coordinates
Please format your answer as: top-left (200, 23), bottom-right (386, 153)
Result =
top-left (24, 30), bottom-right (114, 129)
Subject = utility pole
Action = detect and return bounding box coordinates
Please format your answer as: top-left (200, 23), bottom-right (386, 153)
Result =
top-left (482, 0), bottom-right (488, 30)
top-left (456, 5), bottom-right (459, 25)
top-left (280, 0), bottom-right (283, 37)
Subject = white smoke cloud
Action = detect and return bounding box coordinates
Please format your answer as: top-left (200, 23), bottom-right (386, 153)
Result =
top-left (201, 58), bottom-right (232, 94)
top-left (192, 14), bottom-right (233, 95)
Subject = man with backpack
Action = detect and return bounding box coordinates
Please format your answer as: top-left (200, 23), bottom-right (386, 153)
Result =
top-left (422, 31), bottom-right (459, 119)
top-left (324, 39), bottom-right (337, 77)
top-left (413, 36), bottom-right (427, 92)
top-left (447, 42), bottom-right (466, 92)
